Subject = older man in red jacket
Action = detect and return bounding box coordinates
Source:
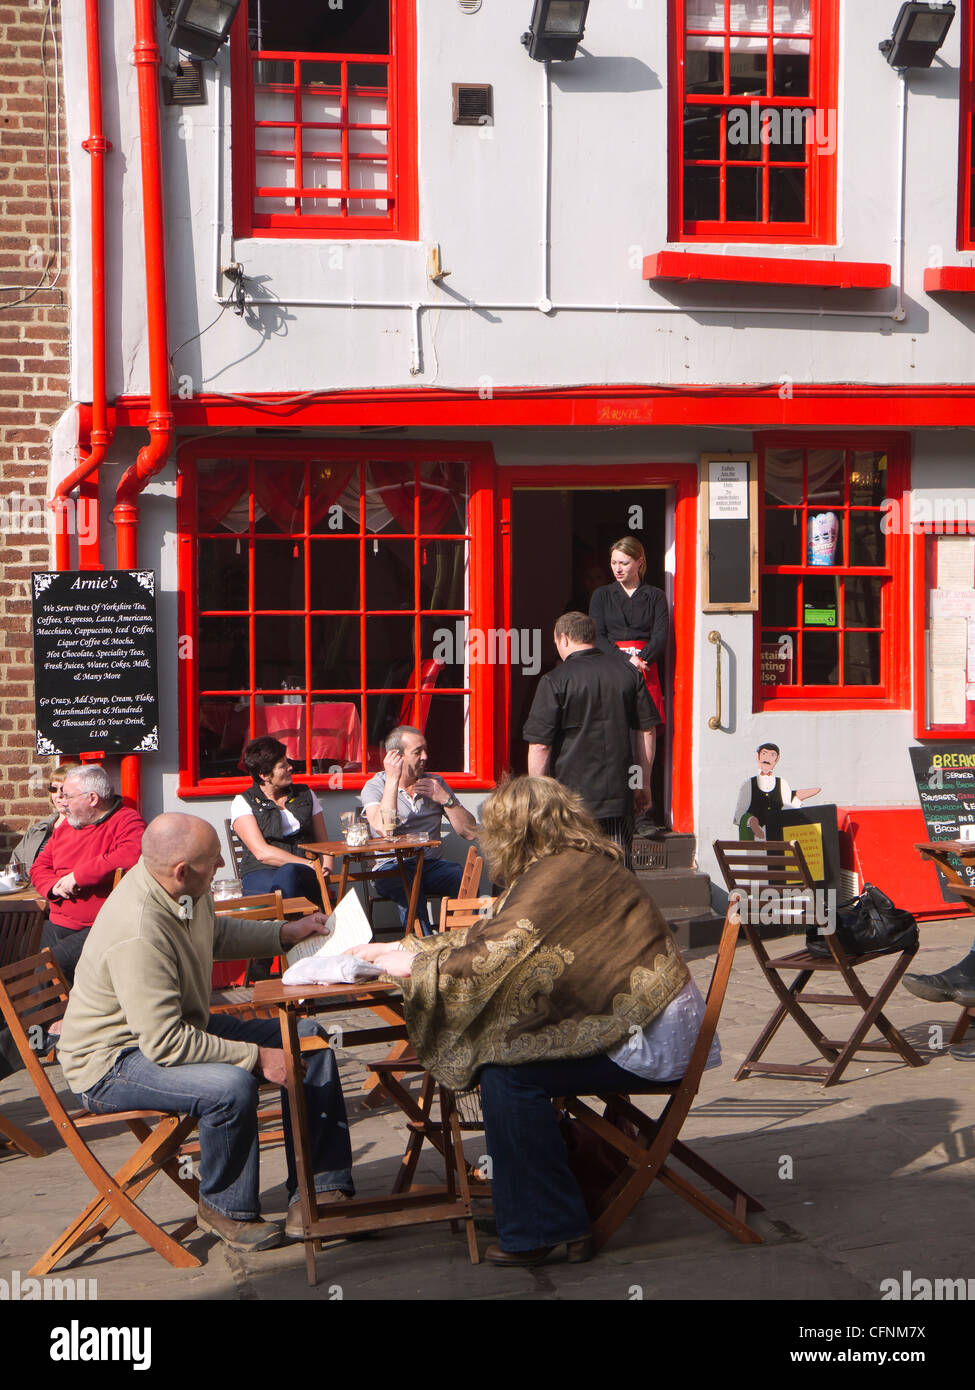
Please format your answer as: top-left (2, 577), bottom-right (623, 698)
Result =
top-left (31, 764), bottom-right (145, 984)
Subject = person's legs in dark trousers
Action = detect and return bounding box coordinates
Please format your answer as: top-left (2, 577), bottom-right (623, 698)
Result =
top-left (77, 1015), bottom-right (352, 1218)
top-left (372, 855), bottom-right (464, 935)
top-left (39, 921), bottom-right (91, 988)
top-left (478, 1052), bottom-right (653, 1253)
top-left (241, 861), bottom-right (323, 909)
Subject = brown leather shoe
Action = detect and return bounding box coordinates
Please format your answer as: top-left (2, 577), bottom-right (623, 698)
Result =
top-left (197, 1202), bottom-right (284, 1252)
top-left (484, 1236), bottom-right (593, 1267)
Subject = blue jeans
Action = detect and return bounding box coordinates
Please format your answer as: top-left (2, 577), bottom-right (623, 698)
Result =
top-left (373, 854), bottom-right (464, 935)
top-left (242, 861), bottom-right (323, 910)
top-left (478, 1052), bottom-right (660, 1252)
top-left (78, 1015), bottom-right (353, 1221)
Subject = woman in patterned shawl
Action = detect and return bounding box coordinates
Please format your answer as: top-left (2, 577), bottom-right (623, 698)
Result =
top-left (354, 776), bottom-right (716, 1267)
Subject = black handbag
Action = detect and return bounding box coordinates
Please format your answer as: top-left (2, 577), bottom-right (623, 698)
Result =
top-left (806, 883), bottom-right (918, 959)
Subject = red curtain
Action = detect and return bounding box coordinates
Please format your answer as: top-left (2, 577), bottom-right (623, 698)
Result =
top-left (369, 460), bottom-right (464, 533)
top-left (253, 458), bottom-right (358, 532)
top-left (196, 460), bottom-right (249, 530)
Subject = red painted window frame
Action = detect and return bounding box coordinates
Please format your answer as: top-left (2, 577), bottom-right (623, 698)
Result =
top-left (913, 521), bottom-right (975, 740)
top-left (497, 464), bottom-right (698, 835)
top-left (959, 1), bottom-right (974, 250)
top-left (230, 0), bottom-right (418, 241)
top-left (176, 440), bottom-right (497, 798)
top-left (754, 432), bottom-right (911, 712)
top-left (668, 0), bottom-right (839, 245)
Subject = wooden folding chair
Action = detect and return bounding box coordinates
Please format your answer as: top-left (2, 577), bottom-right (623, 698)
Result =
top-left (0, 950), bottom-right (202, 1274)
top-left (561, 897), bottom-right (765, 1252)
top-left (713, 840), bottom-right (925, 1086)
top-left (224, 817), bottom-right (333, 911)
top-left (457, 846), bottom-right (484, 898)
top-left (211, 890), bottom-right (285, 999)
top-left (0, 901), bottom-right (49, 1157)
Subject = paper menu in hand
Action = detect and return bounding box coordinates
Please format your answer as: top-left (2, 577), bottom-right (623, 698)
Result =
top-left (285, 891), bottom-right (372, 968)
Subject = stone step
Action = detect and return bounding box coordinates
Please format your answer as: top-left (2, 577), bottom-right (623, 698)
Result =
top-left (632, 833), bottom-right (696, 872)
top-left (634, 867), bottom-right (712, 910)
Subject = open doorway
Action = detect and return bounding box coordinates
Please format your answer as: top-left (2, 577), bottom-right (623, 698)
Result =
top-left (508, 486), bottom-right (673, 826)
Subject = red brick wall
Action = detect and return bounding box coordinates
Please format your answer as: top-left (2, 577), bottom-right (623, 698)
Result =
top-left (0, 0), bottom-right (70, 856)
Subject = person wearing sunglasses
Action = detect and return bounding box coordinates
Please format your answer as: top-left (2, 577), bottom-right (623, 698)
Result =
top-left (8, 762), bottom-right (81, 876)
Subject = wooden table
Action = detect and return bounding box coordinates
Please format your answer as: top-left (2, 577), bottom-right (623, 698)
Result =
top-left (0, 886), bottom-right (47, 910)
top-left (300, 837), bottom-right (433, 936)
top-left (249, 976), bottom-right (479, 1285)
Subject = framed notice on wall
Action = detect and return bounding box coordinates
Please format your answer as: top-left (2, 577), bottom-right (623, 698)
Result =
top-left (701, 453), bottom-right (758, 612)
top-left (913, 524), bottom-right (975, 739)
top-left (31, 570), bottom-right (160, 756)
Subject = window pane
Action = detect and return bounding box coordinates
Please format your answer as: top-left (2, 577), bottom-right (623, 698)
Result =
top-left (421, 616), bottom-right (464, 690)
top-left (422, 695), bottom-right (467, 774)
top-left (806, 511), bottom-right (842, 566)
top-left (251, 2), bottom-right (390, 54)
top-left (726, 108), bottom-right (762, 161)
top-left (684, 165), bottom-right (720, 220)
top-left (366, 540), bottom-right (414, 609)
top-left (727, 165), bottom-right (763, 220)
top-left (254, 540), bottom-right (305, 610)
top-left (685, 49), bottom-right (723, 94)
top-left (733, 1), bottom-right (770, 30)
top-left (366, 615), bottom-right (415, 692)
top-left (773, 0), bottom-right (811, 35)
top-left (686, 106), bottom-right (722, 160)
top-left (422, 461), bottom-right (469, 536)
top-left (851, 512), bottom-right (886, 567)
top-left (850, 453), bottom-right (888, 506)
top-left (761, 574), bottom-right (799, 626)
top-left (803, 575), bottom-right (839, 627)
top-left (803, 630), bottom-right (839, 684)
top-left (196, 457), bottom-right (249, 533)
top-left (199, 615), bottom-right (249, 690)
top-left (772, 42), bottom-right (810, 96)
top-left (760, 633), bottom-right (797, 685)
top-left (729, 51), bottom-right (767, 95)
top-left (765, 508), bottom-right (802, 565)
top-left (419, 541), bottom-right (467, 611)
top-left (254, 155), bottom-right (295, 215)
top-left (254, 616), bottom-right (305, 692)
top-left (844, 578), bottom-right (884, 628)
top-left (769, 166), bottom-right (805, 221)
top-left (199, 699), bottom-right (250, 780)
top-left (844, 631), bottom-right (881, 686)
top-left (767, 107), bottom-right (808, 162)
top-left (199, 538), bottom-right (248, 611)
top-left (309, 538), bottom-right (360, 610)
top-left (807, 450), bottom-right (844, 506)
top-left (765, 449), bottom-right (803, 505)
top-left (310, 616), bottom-right (360, 690)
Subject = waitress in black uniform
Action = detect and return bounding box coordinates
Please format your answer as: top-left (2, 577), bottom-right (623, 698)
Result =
top-left (589, 536), bottom-right (669, 823)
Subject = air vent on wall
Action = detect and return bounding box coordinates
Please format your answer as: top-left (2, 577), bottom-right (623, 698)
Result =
top-left (163, 60), bottom-right (207, 106)
top-left (452, 83), bottom-right (493, 126)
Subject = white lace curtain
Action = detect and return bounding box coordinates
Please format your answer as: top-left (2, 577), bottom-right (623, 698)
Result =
top-left (686, 1), bottom-right (812, 53)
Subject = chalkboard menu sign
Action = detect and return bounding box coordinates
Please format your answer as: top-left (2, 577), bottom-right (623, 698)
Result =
top-left (701, 454), bottom-right (759, 612)
top-left (909, 743), bottom-right (975, 900)
top-left (31, 570), bottom-right (159, 756)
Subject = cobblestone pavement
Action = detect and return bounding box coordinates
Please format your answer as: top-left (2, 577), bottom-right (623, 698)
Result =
top-left (2, 917), bottom-right (974, 1309)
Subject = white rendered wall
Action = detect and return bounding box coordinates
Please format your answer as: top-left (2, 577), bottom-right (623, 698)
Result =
top-left (63, 2), bottom-right (975, 403)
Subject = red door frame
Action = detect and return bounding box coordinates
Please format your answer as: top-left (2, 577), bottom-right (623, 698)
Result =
top-left (497, 464), bottom-right (698, 834)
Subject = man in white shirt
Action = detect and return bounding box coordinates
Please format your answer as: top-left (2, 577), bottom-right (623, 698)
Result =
top-left (733, 743), bottom-right (820, 840)
top-left (359, 725), bottom-right (478, 934)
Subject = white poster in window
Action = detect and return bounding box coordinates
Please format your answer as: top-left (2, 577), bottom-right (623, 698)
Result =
top-left (936, 535), bottom-right (975, 591)
top-left (930, 618), bottom-right (968, 724)
top-left (708, 460), bottom-right (749, 520)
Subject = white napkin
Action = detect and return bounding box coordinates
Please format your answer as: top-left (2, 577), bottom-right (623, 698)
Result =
top-left (281, 954), bottom-right (384, 986)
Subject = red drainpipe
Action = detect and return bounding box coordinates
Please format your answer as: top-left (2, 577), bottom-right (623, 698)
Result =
top-left (114, 0), bottom-right (175, 806)
top-left (52, 0), bottom-right (112, 570)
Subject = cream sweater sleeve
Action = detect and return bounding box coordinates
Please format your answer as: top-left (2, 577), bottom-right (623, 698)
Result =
top-left (105, 936), bottom-right (260, 1072)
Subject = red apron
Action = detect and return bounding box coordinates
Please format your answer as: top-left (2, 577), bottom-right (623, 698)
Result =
top-left (615, 641), bottom-right (665, 725)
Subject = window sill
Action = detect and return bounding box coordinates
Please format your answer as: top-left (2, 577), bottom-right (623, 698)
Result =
top-left (924, 267), bottom-right (975, 294)
top-left (644, 252), bottom-right (891, 290)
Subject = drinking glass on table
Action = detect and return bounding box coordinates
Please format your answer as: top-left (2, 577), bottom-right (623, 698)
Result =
top-left (345, 813), bottom-right (369, 847)
top-left (212, 877), bottom-right (243, 903)
top-left (380, 807), bottom-right (399, 840)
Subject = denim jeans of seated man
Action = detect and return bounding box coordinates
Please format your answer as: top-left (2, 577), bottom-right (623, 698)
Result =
top-left (372, 854), bottom-right (464, 935)
top-left (77, 1014), bottom-right (353, 1221)
top-left (241, 860), bottom-right (324, 910)
top-left (478, 1052), bottom-right (675, 1252)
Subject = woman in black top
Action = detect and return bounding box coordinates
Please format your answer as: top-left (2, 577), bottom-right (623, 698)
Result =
top-left (589, 536), bottom-right (668, 724)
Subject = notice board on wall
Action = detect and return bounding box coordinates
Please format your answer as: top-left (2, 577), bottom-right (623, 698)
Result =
top-left (915, 528), bottom-right (975, 739)
top-left (31, 570), bottom-right (159, 756)
top-left (700, 454), bottom-right (758, 612)
top-left (909, 743), bottom-right (975, 901)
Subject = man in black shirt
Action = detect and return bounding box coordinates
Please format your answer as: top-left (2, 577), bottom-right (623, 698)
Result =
top-left (523, 612), bottom-right (659, 867)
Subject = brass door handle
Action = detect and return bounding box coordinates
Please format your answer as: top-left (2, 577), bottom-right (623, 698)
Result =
top-left (708, 630), bottom-right (722, 730)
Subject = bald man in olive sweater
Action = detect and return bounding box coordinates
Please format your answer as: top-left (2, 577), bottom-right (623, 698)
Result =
top-left (58, 813), bottom-right (357, 1253)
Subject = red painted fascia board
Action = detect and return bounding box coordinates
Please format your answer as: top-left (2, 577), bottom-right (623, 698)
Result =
top-left (924, 266), bottom-right (975, 293)
top-left (112, 388), bottom-right (975, 431)
top-left (644, 251), bottom-right (891, 290)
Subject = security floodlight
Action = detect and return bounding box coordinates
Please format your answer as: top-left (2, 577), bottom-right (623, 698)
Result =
top-left (521, 0), bottom-right (590, 62)
top-left (879, 2), bottom-right (955, 69)
top-left (166, 0), bottom-right (242, 61)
